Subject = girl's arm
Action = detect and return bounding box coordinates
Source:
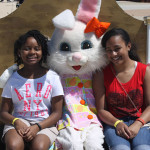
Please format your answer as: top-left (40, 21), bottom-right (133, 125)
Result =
top-left (23, 95), bottom-right (63, 142)
top-left (37, 95), bottom-right (64, 129)
top-left (129, 66), bottom-right (150, 136)
top-left (0, 97), bottom-right (28, 137)
top-left (92, 71), bottom-right (131, 139)
top-left (93, 71), bottom-right (119, 125)
top-left (24, 73), bottom-right (64, 142)
top-left (0, 97), bottom-right (14, 124)
top-left (139, 66), bottom-right (150, 123)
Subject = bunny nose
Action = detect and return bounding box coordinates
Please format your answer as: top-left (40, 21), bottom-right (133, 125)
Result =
top-left (72, 52), bottom-right (82, 62)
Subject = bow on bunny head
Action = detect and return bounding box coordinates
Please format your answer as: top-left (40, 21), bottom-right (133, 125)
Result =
top-left (48, 0), bottom-right (110, 75)
top-left (53, 0), bottom-right (110, 38)
top-left (0, 0), bottom-right (110, 88)
top-left (76, 0), bottom-right (110, 38)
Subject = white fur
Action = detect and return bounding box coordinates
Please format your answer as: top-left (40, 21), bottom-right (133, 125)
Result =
top-left (56, 124), bottom-right (104, 150)
top-left (52, 9), bottom-right (75, 30)
top-left (0, 64), bottom-right (18, 88)
top-left (0, 1), bottom-right (108, 149)
top-left (47, 21), bottom-right (108, 75)
top-left (0, 0), bottom-right (108, 87)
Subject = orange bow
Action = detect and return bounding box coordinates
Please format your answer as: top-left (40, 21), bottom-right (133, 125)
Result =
top-left (84, 17), bottom-right (111, 38)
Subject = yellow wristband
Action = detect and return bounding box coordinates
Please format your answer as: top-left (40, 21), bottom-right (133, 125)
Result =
top-left (114, 120), bottom-right (123, 128)
top-left (12, 118), bottom-right (19, 125)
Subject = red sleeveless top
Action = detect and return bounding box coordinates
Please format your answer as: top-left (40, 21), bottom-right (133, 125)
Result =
top-left (103, 62), bottom-right (147, 118)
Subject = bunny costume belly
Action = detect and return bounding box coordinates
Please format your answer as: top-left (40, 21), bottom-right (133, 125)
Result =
top-left (57, 74), bottom-right (102, 130)
top-left (54, 74), bottom-right (104, 150)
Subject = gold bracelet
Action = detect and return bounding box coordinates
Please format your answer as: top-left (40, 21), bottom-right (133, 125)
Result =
top-left (114, 120), bottom-right (123, 128)
top-left (12, 118), bottom-right (19, 125)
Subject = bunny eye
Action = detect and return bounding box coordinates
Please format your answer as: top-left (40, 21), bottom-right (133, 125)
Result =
top-left (81, 40), bottom-right (92, 50)
top-left (60, 42), bottom-right (71, 51)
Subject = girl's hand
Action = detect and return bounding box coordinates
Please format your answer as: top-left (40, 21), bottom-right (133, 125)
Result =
top-left (23, 124), bottom-right (39, 142)
top-left (116, 122), bottom-right (131, 139)
top-left (128, 121), bottom-right (142, 139)
top-left (14, 119), bottom-right (28, 137)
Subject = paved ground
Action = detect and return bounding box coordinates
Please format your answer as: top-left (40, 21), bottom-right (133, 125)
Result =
top-left (117, 1), bottom-right (150, 21)
top-left (0, 1), bottom-right (150, 21)
top-left (0, 1), bottom-right (17, 19)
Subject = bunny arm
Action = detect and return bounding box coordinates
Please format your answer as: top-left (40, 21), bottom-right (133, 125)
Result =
top-left (0, 64), bottom-right (18, 88)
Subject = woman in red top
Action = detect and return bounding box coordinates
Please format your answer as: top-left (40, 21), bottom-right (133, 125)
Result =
top-left (93, 28), bottom-right (150, 150)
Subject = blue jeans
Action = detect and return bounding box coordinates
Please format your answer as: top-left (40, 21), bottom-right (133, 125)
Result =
top-left (104, 117), bottom-right (150, 150)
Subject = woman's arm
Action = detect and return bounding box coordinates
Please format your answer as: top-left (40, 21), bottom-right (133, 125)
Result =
top-left (38, 95), bottom-right (64, 129)
top-left (0, 97), bottom-right (14, 124)
top-left (23, 95), bottom-right (64, 142)
top-left (129, 66), bottom-right (150, 138)
top-left (24, 73), bottom-right (64, 141)
top-left (0, 97), bottom-right (28, 137)
top-left (93, 71), bottom-right (119, 125)
top-left (140, 66), bottom-right (150, 123)
top-left (131, 66), bottom-right (150, 124)
top-left (93, 71), bottom-right (131, 139)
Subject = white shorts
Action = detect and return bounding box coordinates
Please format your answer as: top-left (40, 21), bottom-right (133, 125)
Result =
top-left (2, 118), bottom-right (58, 144)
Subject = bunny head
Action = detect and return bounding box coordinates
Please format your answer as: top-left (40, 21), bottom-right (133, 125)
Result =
top-left (47, 0), bottom-right (110, 75)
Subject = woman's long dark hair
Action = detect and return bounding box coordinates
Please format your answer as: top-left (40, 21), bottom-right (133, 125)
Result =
top-left (101, 28), bottom-right (141, 62)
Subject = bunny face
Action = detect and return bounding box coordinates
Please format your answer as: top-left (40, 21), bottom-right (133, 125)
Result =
top-left (47, 20), bottom-right (108, 75)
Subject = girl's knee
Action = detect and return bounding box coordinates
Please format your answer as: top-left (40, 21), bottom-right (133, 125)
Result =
top-left (30, 142), bottom-right (50, 150)
top-left (5, 141), bottom-right (24, 150)
top-left (111, 145), bottom-right (130, 150)
top-left (30, 135), bottom-right (50, 150)
top-left (5, 133), bottom-right (24, 150)
top-left (133, 145), bottom-right (150, 150)
top-left (30, 145), bottom-right (49, 150)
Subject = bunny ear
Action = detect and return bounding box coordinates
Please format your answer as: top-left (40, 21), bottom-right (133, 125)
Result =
top-left (52, 9), bottom-right (75, 30)
top-left (76, 0), bottom-right (101, 24)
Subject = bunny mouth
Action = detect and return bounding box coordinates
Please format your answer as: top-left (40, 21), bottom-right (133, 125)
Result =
top-left (72, 65), bottom-right (81, 70)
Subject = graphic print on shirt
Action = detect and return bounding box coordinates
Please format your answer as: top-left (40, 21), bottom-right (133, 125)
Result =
top-left (14, 82), bottom-right (52, 120)
top-left (107, 89), bottom-right (143, 117)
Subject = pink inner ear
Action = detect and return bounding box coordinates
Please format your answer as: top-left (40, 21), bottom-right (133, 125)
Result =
top-left (76, 0), bottom-right (101, 24)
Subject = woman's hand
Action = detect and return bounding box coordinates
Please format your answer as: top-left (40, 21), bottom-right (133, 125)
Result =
top-left (23, 124), bottom-right (39, 142)
top-left (128, 121), bottom-right (142, 139)
top-left (116, 122), bottom-right (131, 139)
top-left (14, 119), bottom-right (28, 137)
